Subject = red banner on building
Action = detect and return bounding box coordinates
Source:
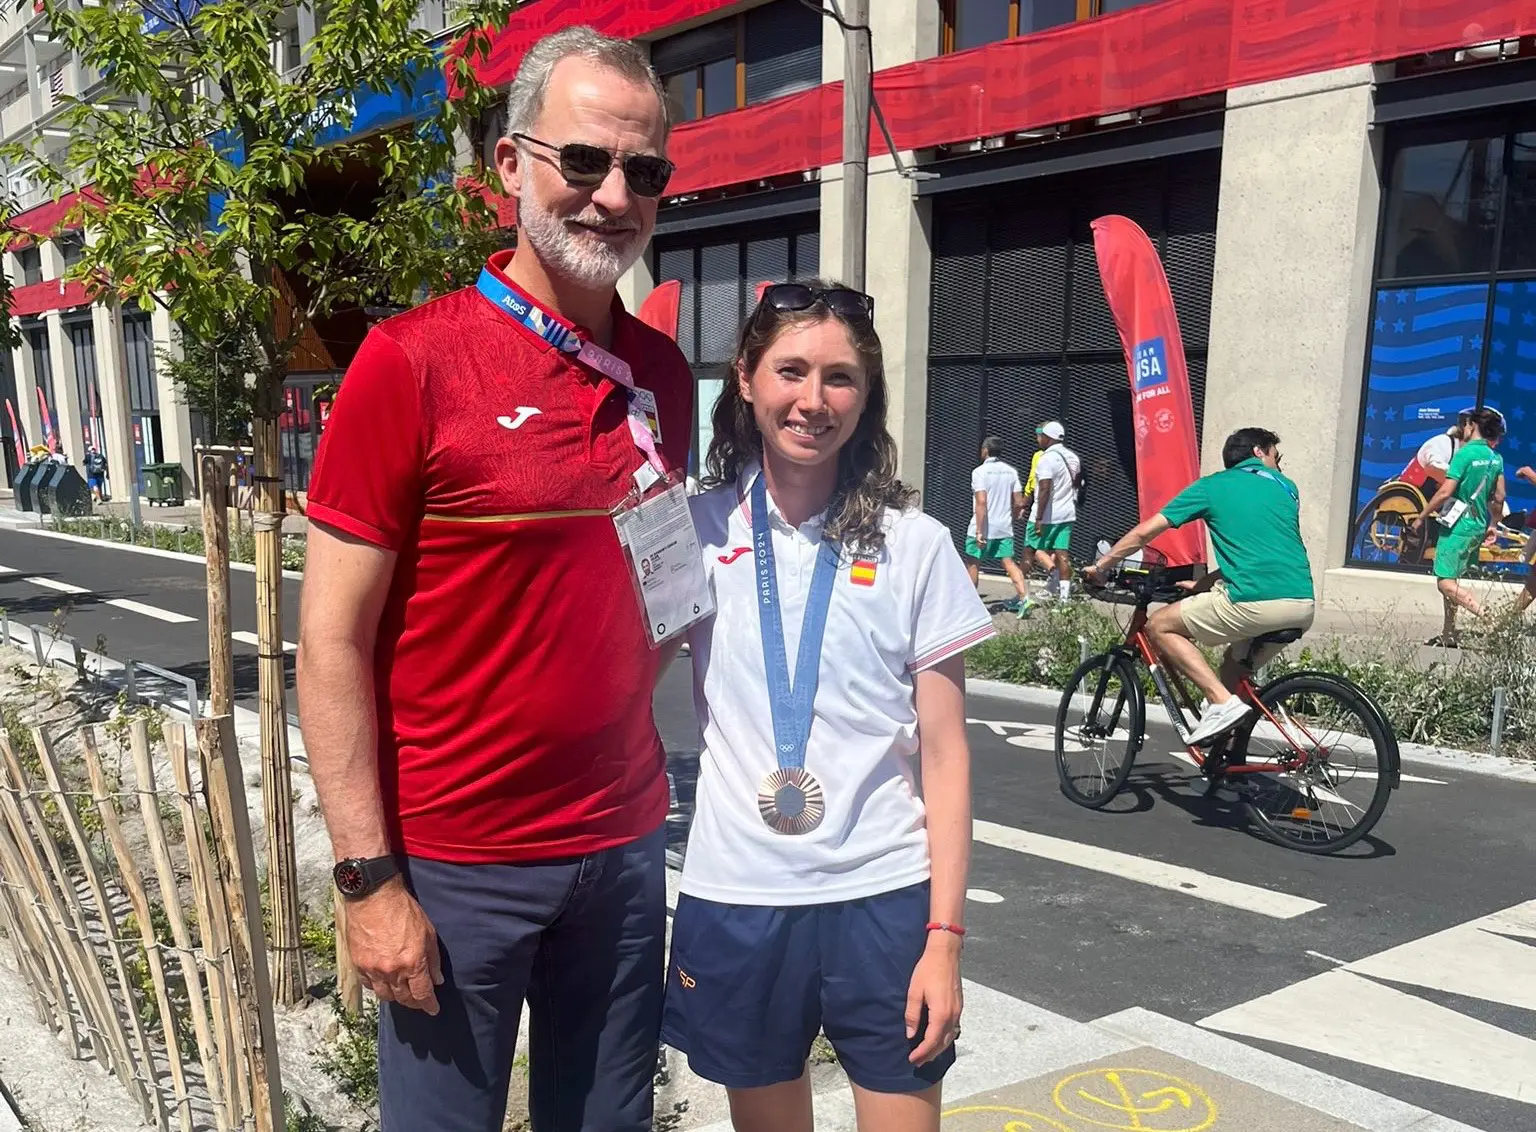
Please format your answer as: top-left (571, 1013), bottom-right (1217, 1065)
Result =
top-left (635, 279), bottom-right (681, 340)
top-left (1091, 214), bottom-right (1204, 567)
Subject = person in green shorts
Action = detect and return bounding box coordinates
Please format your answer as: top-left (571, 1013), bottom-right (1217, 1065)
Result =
top-left (1410, 406), bottom-right (1506, 649)
top-left (1031, 420), bottom-right (1082, 602)
top-left (964, 436), bottom-right (1031, 609)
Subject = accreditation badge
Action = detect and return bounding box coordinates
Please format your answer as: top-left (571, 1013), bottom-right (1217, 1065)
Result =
top-left (612, 471), bottom-right (713, 648)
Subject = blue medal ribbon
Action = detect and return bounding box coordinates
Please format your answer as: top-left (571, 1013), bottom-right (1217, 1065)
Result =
top-left (752, 472), bottom-right (839, 777)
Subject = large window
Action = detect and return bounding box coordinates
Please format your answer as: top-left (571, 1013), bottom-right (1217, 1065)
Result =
top-left (1349, 116), bottom-right (1536, 575)
top-left (941, 0), bottom-right (1160, 51)
top-left (653, 0), bottom-right (821, 124)
top-left (653, 224), bottom-right (821, 473)
top-left (65, 319), bottom-right (103, 455)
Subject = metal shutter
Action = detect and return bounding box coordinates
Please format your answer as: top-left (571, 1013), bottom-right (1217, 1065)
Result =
top-left (1163, 173), bottom-right (1220, 350)
top-left (651, 20), bottom-right (736, 76)
top-left (698, 242), bottom-right (741, 365)
top-left (793, 231), bottom-right (820, 279)
top-left (987, 204), bottom-right (1069, 355)
top-left (924, 363), bottom-right (985, 550)
top-left (1065, 180), bottom-right (1163, 353)
top-left (1060, 359), bottom-right (1139, 561)
top-left (744, 0), bottom-right (821, 105)
top-left (745, 236), bottom-right (790, 317)
top-left (122, 314), bottom-right (159, 413)
top-left (930, 208), bottom-right (989, 357)
top-left (656, 246), bottom-right (697, 363)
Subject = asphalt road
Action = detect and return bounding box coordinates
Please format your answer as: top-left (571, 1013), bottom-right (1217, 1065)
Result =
top-left (656, 662), bottom-right (1536, 1132)
top-left (0, 522), bottom-right (300, 712)
top-left (0, 523), bottom-right (1531, 1129)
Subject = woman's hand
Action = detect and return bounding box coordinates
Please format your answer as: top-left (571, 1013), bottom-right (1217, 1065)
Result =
top-left (906, 931), bottom-right (963, 1065)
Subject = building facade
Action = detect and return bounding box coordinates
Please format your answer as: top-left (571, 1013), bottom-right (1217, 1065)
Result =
top-left (8, 0), bottom-right (1534, 623)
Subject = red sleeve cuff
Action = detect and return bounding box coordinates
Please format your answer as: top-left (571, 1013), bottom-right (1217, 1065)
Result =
top-left (306, 502), bottom-right (398, 551)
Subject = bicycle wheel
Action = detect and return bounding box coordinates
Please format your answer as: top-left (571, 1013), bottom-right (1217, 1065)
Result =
top-left (1055, 652), bottom-right (1144, 808)
top-left (1229, 673), bottom-right (1394, 853)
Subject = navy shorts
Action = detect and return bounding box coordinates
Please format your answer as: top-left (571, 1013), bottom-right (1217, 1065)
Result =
top-left (660, 881), bottom-right (954, 1093)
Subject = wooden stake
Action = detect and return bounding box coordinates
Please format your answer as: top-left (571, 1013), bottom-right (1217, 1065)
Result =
top-left (199, 714), bottom-right (284, 1132)
top-left (126, 721), bottom-right (226, 1132)
top-left (201, 454), bottom-right (236, 719)
top-left (333, 892), bottom-right (361, 1016)
top-left (251, 415), bottom-right (304, 1005)
top-left (0, 818), bottom-right (68, 1038)
top-left (31, 729), bottom-right (166, 1131)
top-left (0, 739), bottom-right (140, 1098)
top-left (164, 721), bottom-right (237, 1132)
top-left (79, 730), bottom-right (195, 1132)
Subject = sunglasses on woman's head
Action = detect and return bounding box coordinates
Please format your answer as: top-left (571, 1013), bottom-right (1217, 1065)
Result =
top-left (757, 283), bottom-right (875, 322)
top-left (514, 133), bottom-right (676, 198)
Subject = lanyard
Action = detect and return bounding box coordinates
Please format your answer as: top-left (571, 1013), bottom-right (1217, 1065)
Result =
top-left (475, 266), bottom-right (665, 475)
top-left (751, 473), bottom-right (839, 774)
top-left (1242, 464), bottom-right (1298, 503)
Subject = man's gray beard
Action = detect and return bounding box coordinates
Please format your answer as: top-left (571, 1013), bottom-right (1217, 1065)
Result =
top-left (517, 191), bottom-right (644, 291)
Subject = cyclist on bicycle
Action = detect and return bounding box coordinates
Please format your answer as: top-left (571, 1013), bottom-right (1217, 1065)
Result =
top-left (1083, 427), bottom-right (1315, 745)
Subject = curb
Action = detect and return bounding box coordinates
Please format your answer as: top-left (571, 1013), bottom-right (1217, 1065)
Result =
top-left (964, 676), bottom-right (1536, 783)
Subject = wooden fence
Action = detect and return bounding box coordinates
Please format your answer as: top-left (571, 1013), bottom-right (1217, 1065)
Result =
top-left (0, 715), bottom-right (283, 1132)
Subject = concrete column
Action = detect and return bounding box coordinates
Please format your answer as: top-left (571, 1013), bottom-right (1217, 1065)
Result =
top-left (92, 300), bottom-right (137, 508)
top-left (13, 335), bottom-right (42, 448)
top-left (22, 32), bottom-right (41, 122)
top-left (297, 3), bottom-right (317, 60)
top-left (1202, 65), bottom-right (1381, 603)
top-left (150, 304), bottom-right (195, 486)
top-left (44, 312), bottom-right (87, 467)
top-left (817, 1), bottom-right (936, 488)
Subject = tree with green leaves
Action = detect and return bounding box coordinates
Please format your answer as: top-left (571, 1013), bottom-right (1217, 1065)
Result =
top-left (14, 0), bottom-right (517, 1003)
top-left (156, 329), bottom-right (263, 444)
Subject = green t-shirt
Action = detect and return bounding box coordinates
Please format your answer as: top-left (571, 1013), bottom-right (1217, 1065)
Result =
top-left (1160, 458), bottom-right (1314, 603)
top-left (1443, 439), bottom-right (1503, 535)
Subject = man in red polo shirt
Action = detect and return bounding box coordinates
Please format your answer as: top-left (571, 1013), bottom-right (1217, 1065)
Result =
top-left (297, 26), bottom-right (691, 1132)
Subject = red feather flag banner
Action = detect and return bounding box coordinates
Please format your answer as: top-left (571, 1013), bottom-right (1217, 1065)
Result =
top-left (1091, 214), bottom-right (1205, 568)
top-left (636, 279), bottom-right (682, 340)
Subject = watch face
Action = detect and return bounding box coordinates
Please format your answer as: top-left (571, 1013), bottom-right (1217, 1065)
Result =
top-left (334, 860), bottom-right (367, 895)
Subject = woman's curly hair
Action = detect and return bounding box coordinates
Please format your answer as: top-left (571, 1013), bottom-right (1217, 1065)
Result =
top-left (702, 279), bottom-right (917, 554)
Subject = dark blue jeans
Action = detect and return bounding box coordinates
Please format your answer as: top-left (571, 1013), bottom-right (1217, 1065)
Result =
top-left (378, 826), bottom-right (666, 1132)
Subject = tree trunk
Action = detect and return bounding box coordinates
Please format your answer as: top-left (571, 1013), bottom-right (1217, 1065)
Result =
top-left (251, 415), bottom-right (304, 1004)
top-left (201, 452), bottom-right (235, 717)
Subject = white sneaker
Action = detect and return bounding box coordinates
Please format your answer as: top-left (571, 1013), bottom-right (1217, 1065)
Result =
top-left (1186, 697), bottom-right (1253, 745)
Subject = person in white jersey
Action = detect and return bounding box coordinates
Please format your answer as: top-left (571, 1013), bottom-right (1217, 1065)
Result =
top-left (662, 281), bottom-right (994, 1132)
top-left (1030, 420), bottom-right (1082, 601)
top-left (963, 435), bottom-right (1029, 611)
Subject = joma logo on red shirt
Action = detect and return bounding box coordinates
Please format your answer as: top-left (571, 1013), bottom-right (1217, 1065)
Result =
top-left (718, 547), bottom-right (751, 565)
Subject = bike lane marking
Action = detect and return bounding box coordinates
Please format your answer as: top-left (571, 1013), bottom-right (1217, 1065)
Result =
top-left (972, 819), bottom-right (1324, 919)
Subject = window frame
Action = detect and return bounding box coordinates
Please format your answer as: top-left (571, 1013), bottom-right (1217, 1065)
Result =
top-left (941, 0), bottom-right (1153, 53)
top-left (656, 1), bottom-right (822, 124)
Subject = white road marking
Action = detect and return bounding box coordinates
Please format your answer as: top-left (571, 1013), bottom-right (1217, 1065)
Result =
top-left (1344, 902), bottom-right (1536, 1013)
top-left (0, 564), bottom-right (16, 574)
top-left (965, 888), bottom-right (1005, 904)
top-left (972, 819), bottom-right (1324, 919)
top-left (1305, 949), bottom-right (1347, 966)
top-left (1199, 967), bottom-right (1536, 1105)
top-left (232, 630), bottom-right (296, 652)
top-left (25, 575), bottom-right (87, 594)
top-left (20, 575), bottom-right (195, 623)
top-left (1484, 900), bottom-right (1536, 941)
top-left (104, 598), bottom-right (196, 624)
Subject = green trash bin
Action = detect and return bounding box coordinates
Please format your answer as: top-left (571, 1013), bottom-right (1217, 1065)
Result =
top-left (142, 463), bottom-right (185, 507)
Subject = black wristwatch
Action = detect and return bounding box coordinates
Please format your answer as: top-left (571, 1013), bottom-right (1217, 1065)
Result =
top-left (333, 854), bottom-right (400, 900)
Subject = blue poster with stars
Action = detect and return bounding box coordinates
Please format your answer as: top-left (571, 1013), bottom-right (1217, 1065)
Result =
top-left (1349, 282), bottom-right (1536, 575)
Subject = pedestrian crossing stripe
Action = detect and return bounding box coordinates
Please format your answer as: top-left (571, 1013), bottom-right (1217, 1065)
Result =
top-left (1198, 900), bottom-right (1536, 1106)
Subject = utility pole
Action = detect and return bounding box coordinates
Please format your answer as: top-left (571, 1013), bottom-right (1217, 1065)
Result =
top-left (840, 0), bottom-right (869, 292)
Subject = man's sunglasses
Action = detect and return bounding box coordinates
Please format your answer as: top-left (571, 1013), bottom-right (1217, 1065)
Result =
top-left (514, 133), bottom-right (675, 198)
top-left (756, 283), bottom-right (875, 322)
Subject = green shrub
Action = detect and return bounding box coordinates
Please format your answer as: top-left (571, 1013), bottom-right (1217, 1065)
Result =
top-left (316, 997), bottom-right (379, 1104)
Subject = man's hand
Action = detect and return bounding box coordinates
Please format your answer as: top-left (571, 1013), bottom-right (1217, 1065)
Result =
top-left (1032, 522), bottom-right (1043, 539)
top-left (343, 878), bottom-right (444, 1014)
top-left (1082, 562), bottom-right (1104, 586)
top-left (1409, 514), bottom-right (1425, 535)
top-left (906, 931), bottom-right (963, 1065)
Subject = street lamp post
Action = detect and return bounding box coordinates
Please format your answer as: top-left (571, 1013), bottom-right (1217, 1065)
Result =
top-left (840, 0), bottom-right (870, 293)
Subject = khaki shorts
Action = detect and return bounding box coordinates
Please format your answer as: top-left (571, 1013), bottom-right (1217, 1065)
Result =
top-left (1177, 583), bottom-right (1315, 668)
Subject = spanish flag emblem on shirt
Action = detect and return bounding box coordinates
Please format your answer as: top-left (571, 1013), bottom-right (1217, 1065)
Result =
top-left (850, 558), bottom-right (878, 587)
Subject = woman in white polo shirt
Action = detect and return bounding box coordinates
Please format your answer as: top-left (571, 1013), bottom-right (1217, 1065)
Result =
top-left (661, 281), bottom-right (995, 1132)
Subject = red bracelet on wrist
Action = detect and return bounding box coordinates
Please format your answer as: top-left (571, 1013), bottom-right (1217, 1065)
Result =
top-left (926, 921), bottom-right (966, 937)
